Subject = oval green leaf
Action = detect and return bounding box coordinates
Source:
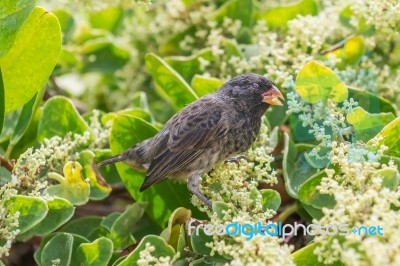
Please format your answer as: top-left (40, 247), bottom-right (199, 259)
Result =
top-left (76, 237), bottom-right (114, 266)
top-left (116, 235), bottom-right (175, 266)
top-left (261, 189), bottom-right (281, 211)
top-left (27, 197), bottom-right (75, 236)
top-left (4, 195), bottom-right (48, 234)
top-left (282, 133), bottom-right (318, 198)
top-left (165, 49), bottom-right (213, 83)
top-left (38, 96), bottom-right (90, 141)
top-left (110, 203), bottom-right (147, 249)
top-left (191, 75), bottom-right (223, 97)
top-left (347, 106), bottom-right (395, 142)
top-left (298, 171), bottom-right (336, 209)
top-left (78, 150), bottom-right (111, 200)
top-left (40, 233), bottom-right (74, 266)
top-left (261, 0), bottom-right (318, 29)
top-left (145, 53), bottom-right (197, 111)
top-left (1, 7), bottom-right (61, 113)
top-left (295, 61), bottom-right (348, 104)
top-left (0, 0), bottom-right (35, 59)
top-left (370, 116), bottom-right (400, 157)
top-left (159, 207), bottom-right (191, 250)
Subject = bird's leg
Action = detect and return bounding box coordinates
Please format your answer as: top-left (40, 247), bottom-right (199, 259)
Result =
top-left (225, 155), bottom-right (248, 166)
top-left (188, 175), bottom-right (212, 209)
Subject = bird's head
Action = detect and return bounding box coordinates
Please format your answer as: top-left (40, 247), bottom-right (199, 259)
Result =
top-left (218, 74), bottom-right (285, 114)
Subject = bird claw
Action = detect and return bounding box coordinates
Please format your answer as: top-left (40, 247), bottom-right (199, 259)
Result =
top-left (225, 155), bottom-right (248, 166)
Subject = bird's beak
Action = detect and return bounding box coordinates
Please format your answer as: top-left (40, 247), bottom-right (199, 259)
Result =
top-left (262, 86), bottom-right (285, 106)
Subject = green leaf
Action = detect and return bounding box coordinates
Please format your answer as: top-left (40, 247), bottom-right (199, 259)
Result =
top-left (212, 201), bottom-right (231, 220)
top-left (101, 108), bottom-right (153, 125)
top-left (261, 0), bottom-right (318, 29)
top-left (342, 40), bottom-right (362, 63)
top-left (375, 168), bottom-right (400, 191)
top-left (89, 7), bottom-right (123, 32)
top-left (116, 235), bottom-right (175, 266)
top-left (295, 61), bottom-right (348, 104)
top-left (190, 227), bottom-right (213, 256)
top-left (0, 110), bottom-right (20, 143)
top-left (4, 195), bottom-right (48, 234)
top-left (0, 6), bottom-right (61, 113)
top-left (110, 114), bottom-right (202, 227)
top-left (101, 212), bottom-right (121, 232)
top-left (145, 53), bottom-right (198, 111)
top-left (10, 85), bottom-right (45, 146)
top-left (304, 146), bottom-right (331, 169)
top-left (78, 150), bottom-right (111, 200)
top-left (293, 241), bottom-right (344, 266)
top-left (53, 9), bottom-right (75, 43)
top-left (40, 233), bottom-right (74, 266)
top-left (289, 111), bottom-right (318, 143)
top-left (347, 87), bottom-right (397, 116)
top-left (0, 68), bottom-right (4, 133)
top-left (165, 49), bottom-right (213, 83)
top-left (301, 203), bottom-right (324, 220)
top-left (326, 36), bottom-right (365, 68)
top-left (176, 225), bottom-right (187, 256)
top-left (265, 100), bottom-right (288, 127)
top-left (191, 75), bottom-right (223, 97)
top-left (261, 189), bottom-right (281, 211)
top-left (76, 237), bottom-right (114, 266)
top-left (81, 40), bottom-right (130, 73)
top-left (110, 203), bottom-right (147, 249)
top-left (159, 207), bottom-right (191, 251)
top-left (282, 133), bottom-right (318, 198)
top-left (60, 216), bottom-right (103, 240)
top-left (38, 96), bottom-right (90, 141)
top-left (46, 161), bottom-right (90, 205)
top-left (215, 0), bottom-right (254, 27)
top-left (0, 166), bottom-right (11, 185)
top-left (0, 0), bottom-right (35, 59)
top-left (222, 39), bottom-right (243, 57)
top-left (347, 106), bottom-right (395, 142)
top-left (27, 197), bottom-right (75, 236)
top-left (369, 117), bottom-right (400, 157)
top-left (298, 171), bottom-right (336, 209)
top-left (8, 108), bottom-right (41, 159)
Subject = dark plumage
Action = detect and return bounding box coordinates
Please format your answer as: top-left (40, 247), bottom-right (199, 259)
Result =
top-left (99, 74), bottom-right (284, 208)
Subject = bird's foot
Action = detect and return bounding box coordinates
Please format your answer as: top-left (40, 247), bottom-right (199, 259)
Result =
top-left (188, 174), bottom-right (212, 209)
top-left (225, 155), bottom-right (248, 166)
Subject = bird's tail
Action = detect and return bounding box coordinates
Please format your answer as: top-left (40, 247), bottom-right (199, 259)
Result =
top-left (98, 153), bottom-right (125, 167)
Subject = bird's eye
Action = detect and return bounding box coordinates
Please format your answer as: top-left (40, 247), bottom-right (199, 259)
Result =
top-left (252, 83), bottom-right (259, 89)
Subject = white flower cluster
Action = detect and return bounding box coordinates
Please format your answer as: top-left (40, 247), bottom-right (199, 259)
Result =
top-left (88, 109), bottom-right (111, 149)
top-left (314, 141), bottom-right (400, 266)
top-left (0, 109), bottom-right (112, 258)
top-left (137, 242), bottom-right (172, 266)
top-left (13, 131), bottom-right (91, 190)
top-left (286, 73), bottom-right (400, 264)
top-left (0, 184), bottom-right (19, 258)
top-left (191, 117), bottom-right (294, 265)
top-left (351, 0), bottom-right (400, 33)
top-left (286, 91), bottom-right (357, 150)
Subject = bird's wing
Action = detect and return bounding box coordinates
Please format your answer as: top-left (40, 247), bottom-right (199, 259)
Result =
top-left (140, 103), bottom-right (228, 191)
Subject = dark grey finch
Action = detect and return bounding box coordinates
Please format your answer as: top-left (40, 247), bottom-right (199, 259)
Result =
top-left (99, 74), bottom-right (285, 208)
